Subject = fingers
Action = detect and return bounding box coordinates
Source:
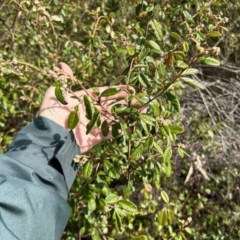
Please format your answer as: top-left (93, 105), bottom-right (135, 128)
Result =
top-left (58, 62), bottom-right (73, 76)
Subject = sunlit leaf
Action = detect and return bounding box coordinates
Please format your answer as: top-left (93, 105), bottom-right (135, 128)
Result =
top-left (206, 31), bottom-right (221, 38)
top-left (181, 77), bottom-right (204, 89)
top-left (150, 20), bottom-right (163, 41)
top-left (105, 194), bottom-right (119, 204)
top-left (148, 40), bottom-right (163, 53)
top-left (198, 57), bottom-right (220, 66)
top-left (161, 190), bottom-right (170, 204)
top-left (181, 68), bottom-right (199, 76)
top-left (131, 143), bottom-right (144, 160)
top-left (83, 161), bottom-right (93, 179)
top-left (140, 114), bottom-right (156, 125)
top-left (118, 199), bottom-right (138, 213)
top-left (168, 125), bottom-right (184, 134)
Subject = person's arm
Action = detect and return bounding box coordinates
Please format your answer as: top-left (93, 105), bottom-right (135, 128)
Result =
top-left (0, 62), bottom-right (133, 240)
top-left (0, 117), bottom-right (80, 240)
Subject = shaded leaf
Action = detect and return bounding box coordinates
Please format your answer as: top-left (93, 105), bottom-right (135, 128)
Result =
top-left (101, 120), bottom-right (109, 137)
top-left (140, 114), bottom-right (156, 125)
top-left (86, 111), bottom-right (100, 134)
top-left (68, 105), bottom-right (79, 129)
top-left (55, 86), bottom-right (67, 105)
top-left (165, 92), bottom-right (180, 112)
top-left (84, 95), bottom-right (92, 120)
top-left (157, 208), bottom-right (168, 226)
top-left (100, 88), bottom-right (121, 97)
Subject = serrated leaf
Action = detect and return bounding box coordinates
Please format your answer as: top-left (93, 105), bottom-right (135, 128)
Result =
top-left (140, 114), bottom-right (156, 125)
top-left (181, 77), bottom-right (204, 89)
top-left (101, 120), bottom-right (109, 137)
top-left (206, 31), bottom-right (221, 38)
top-left (139, 74), bottom-right (152, 87)
top-left (198, 57), bottom-right (220, 66)
top-left (68, 105), bottom-right (79, 129)
top-left (55, 86), bottom-right (68, 105)
top-left (150, 20), bottom-right (162, 41)
top-left (165, 92), bottom-right (180, 112)
top-left (105, 194), bottom-right (119, 204)
top-left (83, 161), bottom-right (93, 179)
top-left (170, 32), bottom-right (181, 40)
top-left (181, 68), bottom-right (199, 76)
top-left (86, 111), bottom-right (100, 134)
top-left (118, 199), bottom-right (137, 213)
top-left (168, 125), bottom-right (184, 134)
top-left (131, 143), bottom-right (144, 160)
top-left (161, 190), bottom-right (169, 204)
top-left (148, 40), bottom-right (163, 53)
top-left (100, 88), bottom-right (121, 97)
top-left (83, 95), bottom-right (92, 120)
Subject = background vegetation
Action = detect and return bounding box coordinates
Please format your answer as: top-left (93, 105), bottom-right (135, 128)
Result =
top-left (1, 0), bottom-right (240, 239)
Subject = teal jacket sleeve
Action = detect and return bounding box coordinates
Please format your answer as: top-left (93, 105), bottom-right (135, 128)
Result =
top-left (0, 116), bottom-right (80, 240)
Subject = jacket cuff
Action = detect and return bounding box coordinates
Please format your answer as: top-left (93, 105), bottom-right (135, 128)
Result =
top-left (5, 116), bottom-right (80, 191)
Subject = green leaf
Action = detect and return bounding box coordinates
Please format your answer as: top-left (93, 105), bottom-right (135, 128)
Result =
top-left (101, 120), bottom-right (109, 137)
top-left (51, 15), bottom-right (63, 22)
top-left (137, 47), bottom-right (150, 63)
top-left (100, 88), bottom-right (121, 97)
top-left (153, 142), bottom-right (163, 155)
top-left (165, 92), bottom-right (180, 112)
top-left (77, 60), bottom-right (91, 72)
top-left (161, 190), bottom-right (169, 204)
top-left (157, 208), bottom-right (168, 226)
top-left (112, 122), bottom-right (121, 138)
top-left (140, 114), bottom-right (156, 125)
top-left (118, 199), bottom-right (137, 213)
top-left (181, 68), bottom-right (199, 76)
top-left (105, 194), bottom-right (119, 204)
top-left (104, 160), bottom-right (118, 178)
top-left (67, 105), bottom-right (79, 129)
top-left (181, 77), bottom-right (204, 89)
top-left (176, 60), bottom-right (188, 69)
top-left (198, 57), bottom-right (220, 66)
top-left (149, 20), bottom-right (162, 41)
top-left (158, 62), bottom-right (167, 77)
top-left (86, 111), bottom-right (100, 134)
top-left (168, 125), bottom-right (184, 134)
top-left (163, 147), bottom-right (172, 162)
top-left (83, 95), bottom-right (92, 120)
top-left (113, 211), bottom-right (122, 231)
top-left (182, 42), bottom-right (189, 52)
top-left (55, 86), bottom-right (68, 105)
top-left (83, 161), bottom-right (93, 179)
top-left (88, 198), bottom-right (96, 211)
top-left (127, 47), bottom-right (135, 56)
top-left (206, 31), bottom-right (221, 38)
top-left (170, 32), bottom-right (181, 40)
top-left (148, 40), bottom-right (163, 53)
top-left (131, 143), bottom-right (144, 160)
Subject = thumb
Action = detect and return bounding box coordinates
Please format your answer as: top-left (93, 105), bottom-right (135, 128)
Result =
top-left (58, 62), bottom-right (73, 76)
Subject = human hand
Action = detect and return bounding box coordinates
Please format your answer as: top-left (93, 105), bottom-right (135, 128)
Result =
top-left (39, 62), bottom-right (134, 154)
